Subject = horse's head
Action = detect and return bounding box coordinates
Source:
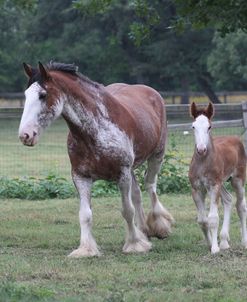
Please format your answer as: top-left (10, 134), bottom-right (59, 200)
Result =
top-left (190, 102), bottom-right (214, 156)
top-left (19, 62), bottom-right (64, 146)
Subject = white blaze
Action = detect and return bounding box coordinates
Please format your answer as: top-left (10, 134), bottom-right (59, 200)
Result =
top-left (19, 82), bottom-right (43, 137)
top-left (192, 115), bottom-right (211, 152)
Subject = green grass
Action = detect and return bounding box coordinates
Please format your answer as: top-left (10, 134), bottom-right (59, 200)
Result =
top-left (1, 194), bottom-right (247, 301)
top-left (0, 119), bottom-right (70, 178)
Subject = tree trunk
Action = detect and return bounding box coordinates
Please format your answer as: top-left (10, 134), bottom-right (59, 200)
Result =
top-left (180, 77), bottom-right (189, 104)
top-left (197, 75), bottom-right (221, 104)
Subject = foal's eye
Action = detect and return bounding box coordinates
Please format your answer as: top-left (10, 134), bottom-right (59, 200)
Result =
top-left (39, 91), bottom-right (47, 100)
top-left (208, 125), bottom-right (211, 131)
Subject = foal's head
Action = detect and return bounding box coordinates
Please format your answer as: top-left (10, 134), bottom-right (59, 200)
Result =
top-left (19, 62), bottom-right (65, 146)
top-left (190, 102), bottom-right (214, 156)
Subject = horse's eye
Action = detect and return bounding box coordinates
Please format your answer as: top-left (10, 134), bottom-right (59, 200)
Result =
top-left (39, 91), bottom-right (47, 100)
top-left (208, 125), bottom-right (211, 131)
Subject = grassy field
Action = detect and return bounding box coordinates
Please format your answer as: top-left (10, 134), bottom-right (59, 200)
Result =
top-left (1, 194), bottom-right (247, 302)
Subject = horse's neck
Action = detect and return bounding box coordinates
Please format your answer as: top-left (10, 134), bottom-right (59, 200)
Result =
top-left (61, 86), bottom-right (112, 139)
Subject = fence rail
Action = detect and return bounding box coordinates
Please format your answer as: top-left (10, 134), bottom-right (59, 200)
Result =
top-left (0, 103), bottom-right (244, 121)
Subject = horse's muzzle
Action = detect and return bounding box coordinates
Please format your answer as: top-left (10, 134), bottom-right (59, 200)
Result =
top-left (19, 130), bottom-right (38, 147)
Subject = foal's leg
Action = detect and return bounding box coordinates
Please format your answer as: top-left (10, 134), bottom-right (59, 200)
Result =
top-left (119, 167), bottom-right (151, 253)
top-left (191, 188), bottom-right (211, 248)
top-left (131, 172), bottom-right (149, 235)
top-left (145, 154), bottom-right (174, 239)
top-left (208, 185), bottom-right (220, 254)
top-left (231, 177), bottom-right (247, 248)
top-left (219, 186), bottom-right (232, 250)
top-left (68, 174), bottom-right (100, 258)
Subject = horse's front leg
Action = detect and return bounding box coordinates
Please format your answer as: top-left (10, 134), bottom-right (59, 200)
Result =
top-left (208, 185), bottom-right (220, 254)
top-left (192, 188), bottom-right (211, 248)
top-left (68, 173), bottom-right (100, 258)
top-left (119, 167), bottom-right (152, 253)
top-left (219, 186), bottom-right (232, 250)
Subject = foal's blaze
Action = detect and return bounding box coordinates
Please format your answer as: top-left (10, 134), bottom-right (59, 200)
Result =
top-left (19, 62), bottom-right (174, 257)
top-left (189, 102), bottom-right (247, 254)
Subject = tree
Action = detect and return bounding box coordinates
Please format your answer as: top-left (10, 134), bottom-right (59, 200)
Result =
top-left (174, 0), bottom-right (247, 35)
top-left (207, 30), bottom-right (247, 90)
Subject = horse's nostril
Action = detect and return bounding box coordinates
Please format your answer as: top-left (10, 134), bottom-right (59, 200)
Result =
top-left (33, 131), bottom-right (37, 137)
top-left (24, 133), bottom-right (29, 140)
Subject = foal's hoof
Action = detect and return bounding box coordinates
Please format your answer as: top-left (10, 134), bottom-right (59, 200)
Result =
top-left (68, 246), bottom-right (101, 258)
top-left (123, 238), bottom-right (152, 254)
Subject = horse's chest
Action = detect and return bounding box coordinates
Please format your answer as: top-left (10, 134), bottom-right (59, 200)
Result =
top-left (67, 120), bottom-right (134, 180)
top-left (189, 162), bottom-right (215, 190)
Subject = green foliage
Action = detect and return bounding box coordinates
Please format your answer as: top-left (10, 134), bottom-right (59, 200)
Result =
top-left (0, 147), bottom-right (190, 200)
top-left (0, 175), bottom-right (76, 200)
top-left (207, 30), bottom-right (247, 90)
top-left (174, 0), bottom-right (247, 35)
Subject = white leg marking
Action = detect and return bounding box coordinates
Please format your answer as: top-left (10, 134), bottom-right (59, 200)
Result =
top-left (131, 173), bottom-right (149, 235)
top-left (119, 168), bottom-right (151, 253)
top-left (219, 187), bottom-right (232, 250)
top-left (68, 175), bottom-right (100, 258)
top-left (208, 186), bottom-right (220, 254)
top-left (192, 189), bottom-right (212, 248)
top-left (145, 157), bottom-right (174, 239)
top-left (234, 181), bottom-right (247, 248)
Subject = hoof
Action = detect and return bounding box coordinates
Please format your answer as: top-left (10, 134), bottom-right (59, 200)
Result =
top-left (242, 240), bottom-right (247, 249)
top-left (211, 246), bottom-right (220, 255)
top-left (220, 240), bottom-right (230, 250)
top-left (146, 212), bottom-right (172, 239)
top-left (123, 237), bottom-right (152, 254)
top-left (68, 246), bottom-right (101, 258)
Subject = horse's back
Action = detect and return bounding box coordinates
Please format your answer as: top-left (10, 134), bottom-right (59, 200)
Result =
top-left (106, 83), bottom-right (166, 163)
top-left (106, 83), bottom-right (165, 118)
top-left (214, 136), bottom-right (246, 178)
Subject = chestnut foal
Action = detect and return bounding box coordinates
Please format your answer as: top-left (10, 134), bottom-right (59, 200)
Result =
top-left (189, 102), bottom-right (247, 254)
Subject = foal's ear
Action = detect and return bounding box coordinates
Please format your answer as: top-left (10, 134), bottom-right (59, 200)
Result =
top-left (206, 102), bottom-right (214, 119)
top-left (190, 102), bottom-right (198, 119)
top-left (23, 63), bottom-right (34, 78)
top-left (38, 62), bottom-right (51, 81)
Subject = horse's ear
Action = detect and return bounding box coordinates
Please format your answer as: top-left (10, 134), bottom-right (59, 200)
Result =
top-left (38, 62), bottom-right (51, 81)
top-left (206, 102), bottom-right (214, 119)
top-left (190, 102), bottom-right (198, 119)
top-left (23, 63), bottom-right (33, 78)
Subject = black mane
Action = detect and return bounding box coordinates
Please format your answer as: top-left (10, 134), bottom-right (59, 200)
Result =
top-left (47, 61), bottom-right (78, 75)
top-left (27, 61), bottom-right (100, 89)
top-left (46, 61), bottom-right (100, 88)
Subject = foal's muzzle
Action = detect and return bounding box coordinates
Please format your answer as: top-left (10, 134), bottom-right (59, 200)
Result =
top-left (197, 146), bottom-right (207, 156)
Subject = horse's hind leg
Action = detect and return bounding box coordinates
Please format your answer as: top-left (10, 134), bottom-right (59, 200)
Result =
top-left (231, 177), bottom-right (247, 248)
top-left (131, 172), bottom-right (149, 235)
top-left (119, 167), bottom-right (151, 253)
top-left (219, 186), bottom-right (232, 250)
top-left (145, 154), bottom-right (174, 239)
